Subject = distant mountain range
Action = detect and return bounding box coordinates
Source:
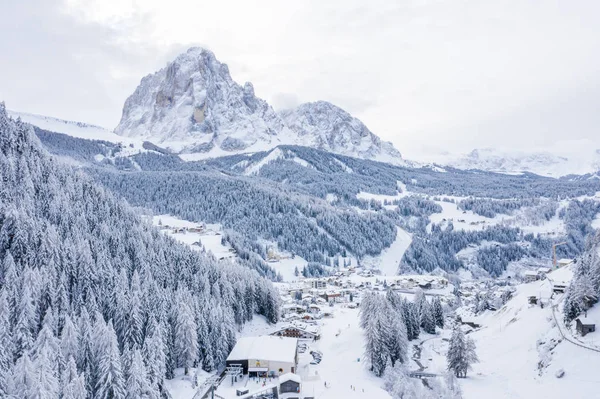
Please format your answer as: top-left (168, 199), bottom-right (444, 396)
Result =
top-left (9, 46), bottom-right (600, 177)
top-left (426, 146), bottom-right (600, 177)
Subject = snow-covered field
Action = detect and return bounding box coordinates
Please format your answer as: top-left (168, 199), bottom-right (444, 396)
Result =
top-left (151, 215), bottom-right (235, 261)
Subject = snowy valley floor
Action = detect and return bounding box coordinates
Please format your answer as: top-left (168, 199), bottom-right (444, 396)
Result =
top-left (156, 215), bottom-right (600, 399)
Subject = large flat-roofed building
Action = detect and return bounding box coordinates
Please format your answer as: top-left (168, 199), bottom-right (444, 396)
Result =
top-left (226, 336), bottom-right (298, 377)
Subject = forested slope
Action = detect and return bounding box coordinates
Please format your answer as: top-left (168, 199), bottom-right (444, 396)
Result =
top-left (0, 104), bottom-right (280, 398)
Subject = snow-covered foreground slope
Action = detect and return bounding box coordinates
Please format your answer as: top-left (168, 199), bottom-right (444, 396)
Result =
top-left (419, 266), bottom-right (600, 399)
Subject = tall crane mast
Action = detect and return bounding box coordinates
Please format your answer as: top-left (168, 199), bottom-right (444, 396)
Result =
top-left (552, 241), bottom-right (567, 269)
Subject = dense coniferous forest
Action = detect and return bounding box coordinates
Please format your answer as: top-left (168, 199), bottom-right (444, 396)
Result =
top-left (33, 126), bottom-right (600, 279)
top-left (0, 106), bottom-right (280, 398)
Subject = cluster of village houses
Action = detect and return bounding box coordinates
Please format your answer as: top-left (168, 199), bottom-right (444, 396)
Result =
top-left (217, 272), bottom-right (450, 399)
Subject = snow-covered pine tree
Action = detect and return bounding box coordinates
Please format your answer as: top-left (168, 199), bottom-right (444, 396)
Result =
top-left (433, 296), bottom-right (444, 328)
top-left (14, 278), bottom-right (37, 359)
top-left (94, 321), bottom-right (126, 399)
top-left (384, 301), bottom-right (408, 366)
top-left (9, 352), bottom-right (39, 398)
top-left (124, 348), bottom-right (158, 399)
top-left (420, 300), bottom-right (436, 334)
top-left (0, 290), bottom-right (13, 395)
top-left (61, 356), bottom-right (87, 399)
top-left (125, 270), bottom-right (144, 350)
top-left (175, 301), bottom-right (198, 375)
top-left (60, 314), bottom-right (79, 367)
top-left (413, 288), bottom-right (426, 319)
top-left (34, 344), bottom-right (60, 398)
top-left (447, 324), bottom-right (478, 378)
top-left (143, 316), bottom-right (167, 393)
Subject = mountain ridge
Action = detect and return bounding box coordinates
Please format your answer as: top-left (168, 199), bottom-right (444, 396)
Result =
top-left (114, 47), bottom-right (405, 164)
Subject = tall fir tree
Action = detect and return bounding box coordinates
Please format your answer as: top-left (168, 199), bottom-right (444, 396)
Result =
top-left (447, 323), bottom-right (478, 378)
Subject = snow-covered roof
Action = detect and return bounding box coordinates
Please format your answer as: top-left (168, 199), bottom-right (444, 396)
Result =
top-left (227, 336), bottom-right (298, 363)
top-left (577, 316), bottom-right (594, 325)
top-left (537, 267), bottom-right (551, 273)
top-left (279, 322), bottom-right (320, 335)
top-left (279, 373), bottom-right (301, 384)
top-left (524, 271), bottom-right (538, 276)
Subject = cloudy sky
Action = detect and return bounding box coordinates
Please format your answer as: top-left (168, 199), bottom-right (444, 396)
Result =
top-left (1, 0), bottom-right (599, 159)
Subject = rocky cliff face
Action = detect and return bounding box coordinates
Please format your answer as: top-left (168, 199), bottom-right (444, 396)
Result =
top-left (279, 101), bottom-right (402, 164)
top-left (115, 47), bottom-right (404, 163)
top-left (115, 48), bottom-right (289, 155)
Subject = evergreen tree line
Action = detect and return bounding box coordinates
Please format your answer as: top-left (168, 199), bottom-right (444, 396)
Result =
top-left (301, 263), bottom-right (330, 278)
top-left (401, 223), bottom-right (523, 275)
top-left (401, 197), bottom-right (600, 277)
top-left (458, 197), bottom-right (541, 218)
top-left (0, 106), bottom-right (280, 398)
top-left (359, 290), bottom-right (444, 377)
top-left (91, 167), bottom-right (397, 265)
top-left (37, 128), bottom-right (600, 281)
top-left (563, 230), bottom-right (600, 323)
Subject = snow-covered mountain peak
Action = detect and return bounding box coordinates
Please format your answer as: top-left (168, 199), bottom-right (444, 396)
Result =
top-left (278, 101), bottom-right (403, 164)
top-left (115, 48), bottom-right (404, 163)
top-left (115, 47), bottom-right (288, 156)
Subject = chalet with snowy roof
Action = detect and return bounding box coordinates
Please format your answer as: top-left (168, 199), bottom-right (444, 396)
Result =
top-left (557, 258), bottom-right (574, 268)
top-left (226, 336), bottom-right (298, 376)
top-left (523, 271), bottom-right (538, 283)
top-left (320, 291), bottom-right (342, 302)
top-left (271, 323), bottom-right (321, 341)
top-left (537, 267), bottom-right (551, 276)
top-left (576, 316), bottom-right (596, 337)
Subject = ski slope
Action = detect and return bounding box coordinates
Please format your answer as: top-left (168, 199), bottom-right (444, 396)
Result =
top-left (361, 227), bottom-right (412, 276)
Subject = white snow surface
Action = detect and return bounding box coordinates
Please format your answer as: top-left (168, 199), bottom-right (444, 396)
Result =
top-left (8, 110), bottom-right (148, 157)
top-left (414, 265), bottom-right (600, 399)
top-left (361, 227), bottom-right (412, 276)
top-left (151, 215), bottom-right (234, 261)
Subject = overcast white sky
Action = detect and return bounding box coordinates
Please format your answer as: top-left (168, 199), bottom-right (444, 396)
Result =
top-left (1, 0), bottom-right (599, 159)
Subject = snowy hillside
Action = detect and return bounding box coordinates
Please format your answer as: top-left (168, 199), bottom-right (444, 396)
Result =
top-left (427, 146), bottom-right (600, 177)
top-left (114, 47), bottom-right (404, 163)
top-left (279, 101), bottom-right (404, 165)
top-left (457, 266), bottom-right (600, 399)
top-left (8, 109), bottom-right (147, 155)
